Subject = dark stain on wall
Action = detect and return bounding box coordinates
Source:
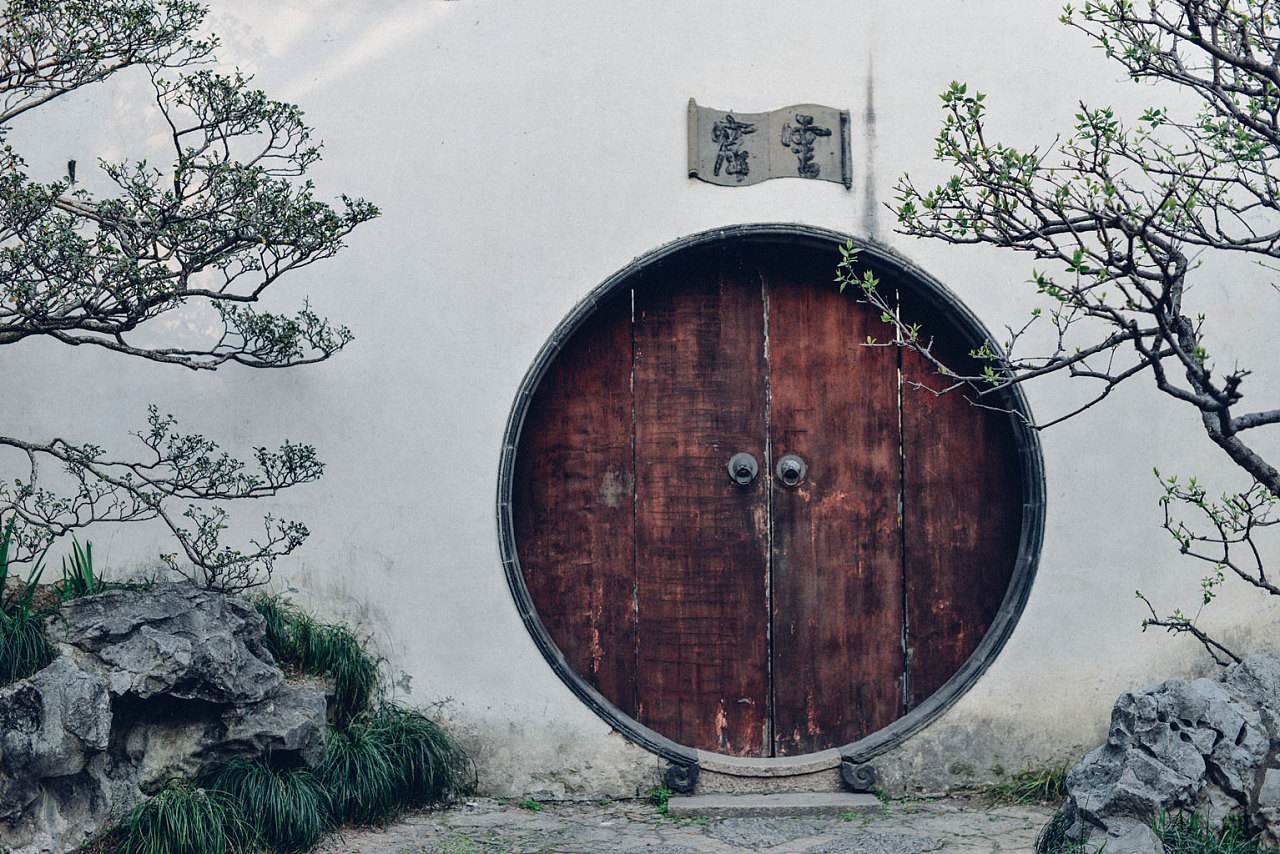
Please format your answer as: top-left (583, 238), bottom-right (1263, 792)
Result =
top-left (862, 57), bottom-right (879, 241)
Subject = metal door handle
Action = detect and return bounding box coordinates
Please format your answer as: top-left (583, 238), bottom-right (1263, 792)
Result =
top-left (776, 454), bottom-right (807, 487)
top-left (727, 452), bottom-right (759, 485)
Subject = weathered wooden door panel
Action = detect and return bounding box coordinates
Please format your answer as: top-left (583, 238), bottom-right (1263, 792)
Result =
top-left (513, 239), bottom-right (1027, 759)
top-left (767, 270), bottom-right (905, 755)
top-left (513, 292), bottom-right (638, 714)
top-left (899, 305), bottom-right (1023, 710)
top-left (632, 253), bottom-right (771, 756)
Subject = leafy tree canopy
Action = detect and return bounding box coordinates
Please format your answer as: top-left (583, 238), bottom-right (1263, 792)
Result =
top-left (0, 0), bottom-right (377, 590)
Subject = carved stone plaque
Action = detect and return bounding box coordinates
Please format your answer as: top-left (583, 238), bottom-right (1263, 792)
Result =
top-left (687, 98), bottom-right (851, 188)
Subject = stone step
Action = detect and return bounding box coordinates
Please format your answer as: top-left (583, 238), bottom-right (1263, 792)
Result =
top-left (666, 792), bottom-right (881, 818)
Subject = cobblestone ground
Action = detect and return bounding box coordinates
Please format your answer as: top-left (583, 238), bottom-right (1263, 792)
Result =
top-left (315, 797), bottom-right (1054, 854)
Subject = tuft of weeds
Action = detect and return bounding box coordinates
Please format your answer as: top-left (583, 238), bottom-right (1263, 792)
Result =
top-left (253, 595), bottom-right (379, 723)
top-left (648, 785), bottom-right (671, 815)
top-left (201, 757), bottom-right (330, 853)
top-left (517, 798), bottom-right (543, 812)
top-left (432, 839), bottom-right (486, 854)
top-left (115, 780), bottom-right (252, 854)
top-left (1154, 811), bottom-right (1267, 854)
top-left (979, 763), bottom-right (1071, 805)
top-left (77, 596), bottom-right (468, 849)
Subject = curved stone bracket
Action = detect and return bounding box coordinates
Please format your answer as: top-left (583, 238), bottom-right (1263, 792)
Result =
top-left (664, 761), bottom-right (700, 794)
top-left (840, 759), bottom-right (878, 793)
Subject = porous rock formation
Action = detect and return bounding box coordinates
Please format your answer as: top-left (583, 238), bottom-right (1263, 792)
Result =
top-left (0, 583), bottom-right (326, 854)
top-left (1063, 652), bottom-right (1280, 852)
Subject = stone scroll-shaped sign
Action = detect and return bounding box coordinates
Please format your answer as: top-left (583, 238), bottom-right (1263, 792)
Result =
top-left (687, 98), bottom-right (851, 189)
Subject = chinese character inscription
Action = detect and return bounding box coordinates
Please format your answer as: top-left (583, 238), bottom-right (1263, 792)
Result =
top-left (712, 114), bottom-right (757, 181)
top-left (688, 99), bottom-right (850, 189)
top-left (780, 113), bottom-right (832, 179)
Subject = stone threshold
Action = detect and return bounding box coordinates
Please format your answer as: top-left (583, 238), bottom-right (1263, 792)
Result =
top-left (666, 792), bottom-right (881, 818)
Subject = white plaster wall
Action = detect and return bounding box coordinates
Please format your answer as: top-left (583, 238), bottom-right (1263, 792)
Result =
top-left (8, 0), bottom-right (1280, 796)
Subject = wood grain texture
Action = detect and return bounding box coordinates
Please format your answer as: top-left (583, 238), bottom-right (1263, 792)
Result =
top-left (766, 263), bottom-right (905, 755)
top-left (512, 243), bottom-right (1026, 757)
top-left (899, 310), bottom-right (1023, 710)
top-left (513, 292), bottom-right (638, 716)
top-left (632, 251), bottom-right (771, 756)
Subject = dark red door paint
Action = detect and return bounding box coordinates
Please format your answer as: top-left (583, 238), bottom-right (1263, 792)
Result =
top-left (513, 244), bottom-right (1022, 757)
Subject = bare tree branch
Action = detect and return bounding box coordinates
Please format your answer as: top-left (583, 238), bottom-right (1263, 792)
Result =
top-left (0, 1), bottom-right (377, 589)
top-left (839, 0), bottom-right (1280, 663)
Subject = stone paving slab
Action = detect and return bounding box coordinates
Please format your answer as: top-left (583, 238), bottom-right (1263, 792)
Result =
top-left (667, 793), bottom-right (881, 818)
top-left (314, 796), bottom-right (1054, 854)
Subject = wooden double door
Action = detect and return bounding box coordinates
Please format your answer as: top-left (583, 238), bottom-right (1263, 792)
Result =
top-left (514, 242), bottom-right (1022, 757)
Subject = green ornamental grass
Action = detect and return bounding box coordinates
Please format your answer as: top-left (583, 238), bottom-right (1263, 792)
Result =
top-left (0, 608), bottom-right (53, 686)
top-left (201, 757), bottom-right (331, 853)
top-left (255, 594), bottom-right (293, 656)
top-left (116, 781), bottom-right (252, 854)
top-left (254, 596), bottom-right (379, 723)
top-left (1034, 809), bottom-right (1091, 854)
top-left (103, 599), bottom-right (471, 848)
top-left (319, 702), bottom-right (471, 826)
top-left (59, 538), bottom-right (106, 602)
top-left (1153, 812), bottom-right (1266, 854)
top-left (295, 617), bottom-right (377, 723)
top-left (0, 517), bottom-right (54, 687)
top-left (319, 717), bottom-right (400, 825)
top-left (371, 703), bottom-right (469, 807)
top-left (1037, 809), bottom-right (1267, 854)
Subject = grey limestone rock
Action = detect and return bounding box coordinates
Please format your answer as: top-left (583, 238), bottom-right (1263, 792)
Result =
top-left (47, 582), bottom-right (283, 703)
top-left (0, 656), bottom-right (112, 823)
top-left (0, 656), bottom-right (137, 854)
top-left (1064, 652), bottom-right (1280, 848)
top-left (123, 683), bottom-right (327, 790)
top-left (1, 583), bottom-right (330, 854)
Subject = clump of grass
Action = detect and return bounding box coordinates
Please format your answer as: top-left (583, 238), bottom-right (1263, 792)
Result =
top-left (648, 785), bottom-right (671, 815)
top-left (68, 826), bottom-right (125, 854)
top-left (319, 717), bottom-right (399, 825)
top-left (517, 798), bottom-right (543, 812)
top-left (0, 518), bottom-right (54, 686)
top-left (115, 780), bottom-right (252, 854)
top-left (1037, 808), bottom-right (1265, 854)
top-left (253, 595), bottom-right (379, 723)
top-left (1154, 811), bottom-right (1266, 854)
top-left (59, 538), bottom-right (107, 602)
top-left (296, 619), bottom-right (377, 723)
top-left (370, 702), bottom-right (470, 807)
top-left (979, 763), bottom-right (1071, 805)
top-left (318, 701), bottom-right (469, 826)
top-left (201, 757), bottom-right (331, 853)
top-left (255, 593), bottom-right (293, 655)
top-left (0, 603), bottom-right (53, 686)
top-left (92, 597), bottom-right (468, 848)
top-left (1035, 809), bottom-right (1094, 854)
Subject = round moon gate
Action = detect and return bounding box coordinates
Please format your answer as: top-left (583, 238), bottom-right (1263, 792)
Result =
top-left (498, 225), bottom-right (1043, 765)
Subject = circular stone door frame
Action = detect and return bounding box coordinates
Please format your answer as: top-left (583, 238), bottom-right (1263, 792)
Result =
top-left (496, 223), bottom-right (1046, 790)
